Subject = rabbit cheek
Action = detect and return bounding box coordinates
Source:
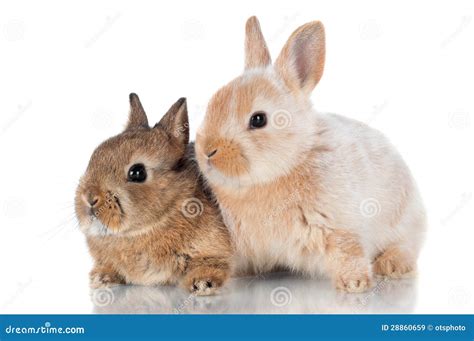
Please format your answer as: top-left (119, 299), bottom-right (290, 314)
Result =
top-left (206, 139), bottom-right (248, 178)
top-left (93, 192), bottom-right (123, 233)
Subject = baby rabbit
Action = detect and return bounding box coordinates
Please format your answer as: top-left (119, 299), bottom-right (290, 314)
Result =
top-left (75, 94), bottom-right (233, 296)
top-left (195, 17), bottom-right (426, 292)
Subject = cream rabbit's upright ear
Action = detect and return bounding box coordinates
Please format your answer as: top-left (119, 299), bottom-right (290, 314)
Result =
top-left (245, 16), bottom-right (271, 70)
top-left (156, 98), bottom-right (189, 147)
top-left (275, 21), bottom-right (326, 94)
top-left (126, 93), bottom-right (149, 130)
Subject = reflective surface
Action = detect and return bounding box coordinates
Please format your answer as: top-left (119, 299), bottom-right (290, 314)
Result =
top-left (93, 272), bottom-right (417, 314)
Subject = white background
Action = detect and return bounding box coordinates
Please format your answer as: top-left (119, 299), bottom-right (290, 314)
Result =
top-left (0, 0), bottom-right (473, 314)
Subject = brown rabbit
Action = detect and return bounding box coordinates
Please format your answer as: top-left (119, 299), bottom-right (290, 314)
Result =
top-left (75, 94), bottom-right (233, 296)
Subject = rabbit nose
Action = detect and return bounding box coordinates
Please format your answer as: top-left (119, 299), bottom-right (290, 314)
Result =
top-left (207, 149), bottom-right (218, 158)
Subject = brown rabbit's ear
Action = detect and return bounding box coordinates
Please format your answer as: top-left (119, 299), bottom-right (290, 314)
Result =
top-left (245, 16), bottom-right (271, 70)
top-left (275, 21), bottom-right (325, 94)
top-left (155, 98), bottom-right (189, 146)
top-left (126, 93), bottom-right (149, 130)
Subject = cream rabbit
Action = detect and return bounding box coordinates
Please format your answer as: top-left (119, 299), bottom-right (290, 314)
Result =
top-left (195, 17), bottom-right (426, 292)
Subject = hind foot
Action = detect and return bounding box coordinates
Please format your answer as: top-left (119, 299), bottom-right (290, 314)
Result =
top-left (373, 246), bottom-right (416, 279)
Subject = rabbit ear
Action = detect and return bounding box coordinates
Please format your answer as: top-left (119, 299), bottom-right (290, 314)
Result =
top-left (126, 93), bottom-right (149, 130)
top-left (156, 98), bottom-right (189, 146)
top-left (245, 16), bottom-right (271, 70)
top-left (275, 21), bottom-right (325, 94)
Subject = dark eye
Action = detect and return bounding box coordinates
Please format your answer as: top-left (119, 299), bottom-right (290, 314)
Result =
top-left (127, 164), bottom-right (147, 183)
top-left (249, 111), bottom-right (267, 129)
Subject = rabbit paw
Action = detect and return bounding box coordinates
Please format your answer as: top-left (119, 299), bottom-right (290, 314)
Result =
top-left (90, 269), bottom-right (125, 289)
top-left (373, 246), bottom-right (415, 279)
top-left (190, 278), bottom-right (219, 296)
top-left (336, 272), bottom-right (372, 293)
top-left (183, 266), bottom-right (228, 296)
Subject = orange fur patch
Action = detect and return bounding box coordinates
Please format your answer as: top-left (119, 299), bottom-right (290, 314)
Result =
top-left (373, 246), bottom-right (415, 279)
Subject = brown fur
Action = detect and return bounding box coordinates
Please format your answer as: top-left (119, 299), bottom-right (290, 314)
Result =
top-left (245, 16), bottom-right (272, 69)
top-left (75, 94), bottom-right (233, 295)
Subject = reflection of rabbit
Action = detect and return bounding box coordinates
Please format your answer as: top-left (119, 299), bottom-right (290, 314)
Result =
top-left (75, 94), bottom-right (233, 296)
top-left (93, 274), bottom-right (417, 314)
top-left (195, 17), bottom-right (426, 292)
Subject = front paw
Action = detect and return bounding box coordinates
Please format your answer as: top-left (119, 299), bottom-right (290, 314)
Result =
top-left (183, 267), bottom-right (228, 296)
top-left (335, 272), bottom-right (372, 293)
top-left (190, 278), bottom-right (220, 296)
top-left (90, 270), bottom-right (125, 289)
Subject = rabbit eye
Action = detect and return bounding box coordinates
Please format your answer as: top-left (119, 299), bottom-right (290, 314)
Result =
top-left (249, 111), bottom-right (267, 129)
top-left (128, 164), bottom-right (147, 183)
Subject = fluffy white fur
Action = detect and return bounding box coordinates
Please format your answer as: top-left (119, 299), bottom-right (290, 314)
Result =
top-left (196, 17), bottom-right (426, 292)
